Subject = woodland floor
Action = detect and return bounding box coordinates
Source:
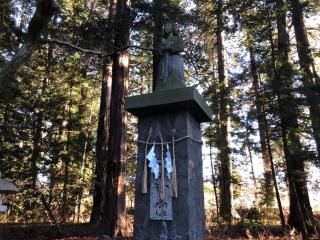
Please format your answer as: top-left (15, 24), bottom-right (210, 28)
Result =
top-left (1, 223), bottom-right (320, 240)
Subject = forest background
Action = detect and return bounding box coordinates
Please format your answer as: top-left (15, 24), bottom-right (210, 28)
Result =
top-left (0, 0), bottom-right (320, 239)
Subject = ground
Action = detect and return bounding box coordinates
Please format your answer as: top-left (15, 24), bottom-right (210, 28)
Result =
top-left (1, 223), bottom-right (319, 240)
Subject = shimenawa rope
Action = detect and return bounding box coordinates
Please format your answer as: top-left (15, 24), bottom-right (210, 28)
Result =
top-left (136, 135), bottom-right (202, 145)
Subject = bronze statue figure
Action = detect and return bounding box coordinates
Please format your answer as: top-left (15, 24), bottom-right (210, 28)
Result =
top-left (155, 22), bottom-right (185, 91)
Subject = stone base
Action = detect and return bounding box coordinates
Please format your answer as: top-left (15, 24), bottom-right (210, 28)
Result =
top-left (133, 110), bottom-right (205, 240)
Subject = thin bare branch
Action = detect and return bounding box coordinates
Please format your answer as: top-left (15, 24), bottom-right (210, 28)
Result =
top-left (41, 38), bottom-right (156, 57)
top-left (41, 38), bottom-right (104, 55)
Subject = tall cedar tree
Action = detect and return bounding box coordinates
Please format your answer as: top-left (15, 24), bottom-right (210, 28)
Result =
top-left (90, 0), bottom-right (117, 225)
top-left (30, 46), bottom-right (50, 190)
top-left (274, 0), bottom-right (316, 234)
top-left (289, 0), bottom-right (320, 163)
top-left (239, 4), bottom-right (276, 210)
top-left (61, 83), bottom-right (73, 222)
top-left (215, 0), bottom-right (232, 224)
top-left (248, 46), bottom-right (273, 202)
top-left (249, 46), bottom-right (285, 228)
top-left (98, 0), bottom-right (130, 236)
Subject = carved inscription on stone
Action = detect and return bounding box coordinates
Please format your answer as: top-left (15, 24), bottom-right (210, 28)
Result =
top-left (150, 175), bottom-right (172, 220)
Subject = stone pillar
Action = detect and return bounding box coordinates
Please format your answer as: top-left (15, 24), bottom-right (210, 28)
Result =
top-left (126, 87), bottom-right (212, 240)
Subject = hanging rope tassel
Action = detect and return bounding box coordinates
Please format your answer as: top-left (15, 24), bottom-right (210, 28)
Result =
top-left (142, 128), bottom-right (152, 194)
top-left (172, 129), bottom-right (178, 198)
top-left (159, 133), bottom-right (165, 201)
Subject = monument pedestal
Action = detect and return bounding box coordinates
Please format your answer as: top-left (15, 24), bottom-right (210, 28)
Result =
top-left (126, 86), bottom-right (212, 240)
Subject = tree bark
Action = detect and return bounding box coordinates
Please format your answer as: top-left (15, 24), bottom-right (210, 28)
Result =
top-left (99, 0), bottom-right (130, 236)
top-left (90, 59), bottom-right (113, 224)
top-left (0, 0), bottom-right (58, 91)
top-left (215, 0), bottom-right (232, 224)
top-left (289, 0), bottom-right (320, 163)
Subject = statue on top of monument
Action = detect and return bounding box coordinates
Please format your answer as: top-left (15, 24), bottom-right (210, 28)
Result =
top-left (155, 22), bottom-right (185, 91)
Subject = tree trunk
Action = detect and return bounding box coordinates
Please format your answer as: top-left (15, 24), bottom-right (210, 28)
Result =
top-left (48, 108), bottom-right (66, 206)
top-left (90, 59), bottom-right (113, 224)
top-left (272, 0), bottom-right (315, 234)
top-left (249, 47), bottom-right (275, 207)
top-left (152, 0), bottom-right (164, 91)
top-left (209, 123), bottom-right (219, 220)
top-left (30, 83), bottom-right (45, 189)
top-left (30, 40), bottom-right (54, 190)
top-left (268, 8), bottom-right (288, 230)
top-left (90, 0), bottom-right (116, 225)
top-left (215, 0), bottom-right (232, 224)
top-left (76, 98), bottom-right (93, 223)
top-left (289, 0), bottom-right (320, 163)
top-left (262, 105), bottom-right (286, 229)
top-left (99, 0), bottom-right (130, 236)
top-left (61, 91), bottom-right (72, 222)
top-left (0, 0), bottom-right (58, 91)
top-left (245, 119), bottom-right (258, 203)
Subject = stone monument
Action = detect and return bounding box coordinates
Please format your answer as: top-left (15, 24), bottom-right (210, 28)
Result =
top-left (126, 22), bottom-right (212, 240)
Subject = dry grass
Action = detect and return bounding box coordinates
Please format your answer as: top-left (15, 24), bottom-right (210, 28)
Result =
top-left (1, 223), bottom-right (319, 240)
